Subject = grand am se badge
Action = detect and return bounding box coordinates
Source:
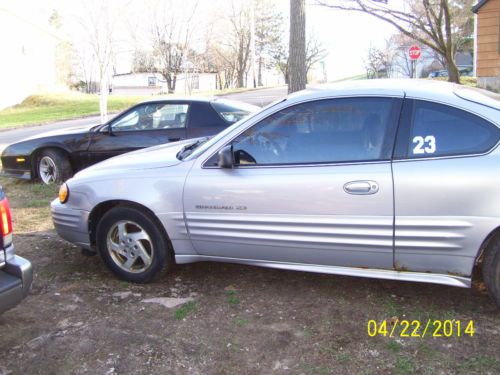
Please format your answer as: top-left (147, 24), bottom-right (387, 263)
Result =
top-left (195, 205), bottom-right (248, 211)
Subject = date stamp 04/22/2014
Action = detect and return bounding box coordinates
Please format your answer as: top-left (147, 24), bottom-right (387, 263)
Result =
top-left (367, 319), bottom-right (476, 338)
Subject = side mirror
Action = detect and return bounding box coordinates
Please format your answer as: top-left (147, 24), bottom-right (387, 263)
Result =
top-left (218, 145), bottom-right (234, 169)
top-left (101, 124), bottom-right (112, 135)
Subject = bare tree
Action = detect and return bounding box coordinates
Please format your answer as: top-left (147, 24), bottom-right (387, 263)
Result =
top-left (272, 33), bottom-right (327, 84)
top-left (305, 36), bottom-right (328, 78)
top-left (364, 43), bottom-right (393, 78)
top-left (254, 0), bottom-right (284, 86)
top-left (288, 0), bottom-right (306, 93)
top-left (388, 33), bottom-right (418, 78)
top-left (149, 0), bottom-right (199, 93)
top-left (211, 1), bottom-right (252, 89)
top-left (78, 1), bottom-right (117, 123)
top-left (317, 0), bottom-right (474, 83)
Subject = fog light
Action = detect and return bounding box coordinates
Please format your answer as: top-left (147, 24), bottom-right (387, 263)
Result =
top-left (59, 183), bottom-right (69, 203)
top-left (16, 157), bottom-right (25, 162)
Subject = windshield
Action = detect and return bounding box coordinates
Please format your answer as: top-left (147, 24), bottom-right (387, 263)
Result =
top-left (184, 97), bottom-right (286, 161)
top-left (211, 99), bottom-right (259, 123)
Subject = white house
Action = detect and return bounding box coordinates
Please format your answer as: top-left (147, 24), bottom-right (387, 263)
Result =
top-left (112, 72), bottom-right (219, 96)
top-left (0, 7), bottom-right (64, 109)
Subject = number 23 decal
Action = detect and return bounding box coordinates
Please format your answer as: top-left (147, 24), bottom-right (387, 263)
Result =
top-left (412, 135), bottom-right (436, 154)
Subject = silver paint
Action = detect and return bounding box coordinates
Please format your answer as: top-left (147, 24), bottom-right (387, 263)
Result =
top-left (50, 80), bottom-right (500, 288)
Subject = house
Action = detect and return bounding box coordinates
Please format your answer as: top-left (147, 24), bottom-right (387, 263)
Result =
top-left (111, 72), bottom-right (220, 96)
top-left (0, 7), bottom-right (64, 109)
top-left (473, 0), bottom-right (500, 90)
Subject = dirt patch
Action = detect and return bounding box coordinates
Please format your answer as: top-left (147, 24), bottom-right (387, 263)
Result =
top-left (1, 232), bottom-right (499, 375)
top-left (1, 178), bottom-right (499, 374)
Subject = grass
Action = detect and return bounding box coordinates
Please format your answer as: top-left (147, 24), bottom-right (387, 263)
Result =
top-left (386, 340), bottom-right (402, 352)
top-left (226, 290), bottom-right (241, 305)
top-left (0, 177), bottom-right (58, 233)
top-left (174, 301), bottom-right (197, 320)
top-left (459, 356), bottom-right (500, 373)
top-left (428, 76), bottom-right (478, 87)
top-left (0, 92), bottom-right (148, 130)
top-left (395, 357), bottom-right (417, 375)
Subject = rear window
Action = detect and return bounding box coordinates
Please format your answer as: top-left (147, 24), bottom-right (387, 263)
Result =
top-left (407, 100), bottom-right (500, 158)
top-left (211, 99), bottom-right (257, 124)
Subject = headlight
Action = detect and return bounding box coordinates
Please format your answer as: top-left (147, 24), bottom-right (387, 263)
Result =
top-left (59, 183), bottom-right (69, 203)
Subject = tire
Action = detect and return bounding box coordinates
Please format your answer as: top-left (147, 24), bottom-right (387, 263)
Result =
top-left (482, 236), bottom-right (500, 308)
top-left (96, 206), bottom-right (172, 283)
top-left (37, 149), bottom-right (72, 184)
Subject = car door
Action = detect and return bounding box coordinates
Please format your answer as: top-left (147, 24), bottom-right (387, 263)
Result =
top-left (86, 102), bottom-right (189, 165)
top-left (183, 97), bottom-right (402, 269)
top-left (392, 99), bottom-right (500, 276)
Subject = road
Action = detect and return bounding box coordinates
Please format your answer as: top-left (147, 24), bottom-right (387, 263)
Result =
top-left (0, 86), bottom-right (288, 149)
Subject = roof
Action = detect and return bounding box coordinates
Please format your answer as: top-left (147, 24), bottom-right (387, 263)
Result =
top-left (472, 0), bottom-right (489, 13)
top-left (282, 79), bottom-right (499, 125)
top-left (287, 79), bottom-right (456, 102)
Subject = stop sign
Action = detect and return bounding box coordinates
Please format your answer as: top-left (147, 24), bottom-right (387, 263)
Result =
top-left (409, 45), bottom-right (421, 60)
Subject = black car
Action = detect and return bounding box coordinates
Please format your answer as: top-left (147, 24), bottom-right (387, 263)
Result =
top-left (1, 97), bottom-right (258, 184)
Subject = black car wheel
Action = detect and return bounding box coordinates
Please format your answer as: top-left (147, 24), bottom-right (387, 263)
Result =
top-left (483, 236), bottom-right (500, 308)
top-left (37, 149), bottom-right (72, 184)
top-left (96, 206), bottom-right (172, 283)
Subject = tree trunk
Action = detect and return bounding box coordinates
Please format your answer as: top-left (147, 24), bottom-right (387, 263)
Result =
top-left (445, 53), bottom-right (460, 83)
top-left (288, 0), bottom-right (306, 94)
top-left (258, 57), bottom-right (263, 87)
top-left (171, 74), bottom-right (177, 93)
top-left (99, 73), bottom-right (108, 124)
top-left (237, 70), bottom-right (245, 88)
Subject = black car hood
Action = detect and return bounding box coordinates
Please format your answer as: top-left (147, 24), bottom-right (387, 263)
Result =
top-left (21, 123), bottom-right (100, 142)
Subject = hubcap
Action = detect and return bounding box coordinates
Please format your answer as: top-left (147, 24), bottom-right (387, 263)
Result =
top-left (106, 220), bottom-right (153, 273)
top-left (39, 156), bottom-right (57, 184)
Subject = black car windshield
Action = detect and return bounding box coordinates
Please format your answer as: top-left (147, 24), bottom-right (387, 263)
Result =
top-left (211, 99), bottom-right (257, 124)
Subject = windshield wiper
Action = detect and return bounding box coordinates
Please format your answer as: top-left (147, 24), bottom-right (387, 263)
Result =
top-left (177, 137), bottom-right (209, 160)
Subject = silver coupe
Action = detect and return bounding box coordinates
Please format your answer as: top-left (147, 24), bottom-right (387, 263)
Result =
top-left (51, 80), bottom-right (500, 306)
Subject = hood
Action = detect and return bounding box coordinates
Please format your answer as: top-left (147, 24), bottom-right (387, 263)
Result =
top-left (21, 123), bottom-right (99, 142)
top-left (74, 138), bottom-right (198, 179)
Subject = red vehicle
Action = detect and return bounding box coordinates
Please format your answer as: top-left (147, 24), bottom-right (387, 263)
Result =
top-left (0, 186), bottom-right (32, 314)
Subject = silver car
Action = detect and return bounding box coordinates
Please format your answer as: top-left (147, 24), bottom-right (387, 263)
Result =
top-left (51, 80), bottom-right (500, 306)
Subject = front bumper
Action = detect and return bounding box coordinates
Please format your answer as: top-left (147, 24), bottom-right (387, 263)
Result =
top-left (51, 199), bottom-right (92, 250)
top-left (0, 245), bottom-right (33, 314)
top-left (0, 167), bottom-right (31, 180)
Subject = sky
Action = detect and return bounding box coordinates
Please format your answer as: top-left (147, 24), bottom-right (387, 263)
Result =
top-left (0, 0), bottom-right (401, 82)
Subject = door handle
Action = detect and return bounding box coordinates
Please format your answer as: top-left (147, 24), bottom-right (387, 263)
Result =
top-left (343, 181), bottom-right (379, 195)
top-left (168, 137), bottom-right (181, 142)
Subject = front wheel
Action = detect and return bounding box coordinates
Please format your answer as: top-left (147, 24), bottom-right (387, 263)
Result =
top-left (96, 206), bottom-right (172, 283)
top-left (37, 149), bottom-right (72, 184)
top-left (483, 237), bottom-right (500, 308)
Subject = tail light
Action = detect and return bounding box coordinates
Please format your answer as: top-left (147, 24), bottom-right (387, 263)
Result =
top-left (0, 197), bottom-right (13, 247)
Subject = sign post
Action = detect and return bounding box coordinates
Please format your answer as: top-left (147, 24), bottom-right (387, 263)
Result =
top-left (409, 45), bottom-right (421, 79)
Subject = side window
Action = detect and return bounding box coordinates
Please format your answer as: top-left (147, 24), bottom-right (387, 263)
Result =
top-left (111, 103), bottom-right (189, 132)
top-left (230, 97), bottom-right (397, 166)
top-left (407, 101), bottom-right (500, 158)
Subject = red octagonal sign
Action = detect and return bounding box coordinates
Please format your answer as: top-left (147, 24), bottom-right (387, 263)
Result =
top-left (409, 45), bottom-right (421, 60)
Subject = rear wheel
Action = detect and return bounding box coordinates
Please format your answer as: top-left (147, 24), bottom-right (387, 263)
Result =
top-left (482, 237), bottom-right (500, 308)
top-left (37, 149), bottom-right (72, 184)
top-left (96, 206), bottom-right (172, 283)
